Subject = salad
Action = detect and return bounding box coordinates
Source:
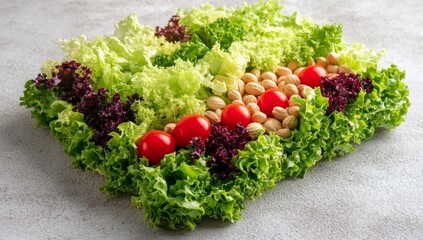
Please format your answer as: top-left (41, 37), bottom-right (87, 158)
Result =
top-left (20, 1), bottom-right (410, 230)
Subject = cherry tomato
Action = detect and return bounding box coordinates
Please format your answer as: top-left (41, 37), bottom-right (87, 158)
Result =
top-left (221, 103), bottom-right (251, 130)
top-left (298, 65), bottom-right (327, 88)
top-left (173, 114), bottom-right (211, 147)
top-left (137, 130), bottom-right (176, 165)
top-left (257, 89), bottom-right (289, 118)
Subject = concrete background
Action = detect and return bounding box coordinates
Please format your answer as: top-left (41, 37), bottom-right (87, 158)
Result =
top-left (1, 0), bottom-right (422, 239)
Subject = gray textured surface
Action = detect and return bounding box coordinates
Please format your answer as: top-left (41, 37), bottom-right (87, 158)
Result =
top-left (1, 0), bottom-right (422, 239)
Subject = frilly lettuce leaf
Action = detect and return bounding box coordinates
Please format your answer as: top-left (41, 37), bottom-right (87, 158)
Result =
top-left (20, 80), bottom-right (60, 126)
top-left (48, 101), bottom-right (105, 170)
top-left (58, 14), bottom-right (164, 98)
top-left (130, 59), bottom-right (212, 129)
top-left (99, 121), bottom-right (148, 196)
top-left (152, 34), bottom-right (209, 67)
top-left (339, 43), bottom-right (386, 73)
top-left (178, 4), bottom-right (230, 34)
top-left (232, 133), bottom-right (286, 200)
top-left (198, 45), bottom-right (249, 95)
top-left (130, 150), bottom-right (210, 230)
top-left (196, 17), bottom-right (246, 50)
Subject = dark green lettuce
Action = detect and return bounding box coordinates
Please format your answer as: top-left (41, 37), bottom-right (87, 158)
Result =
top-left (20, 80), bottom-right (60, 126)
top-left (130, 151), bottom-right (210, 230)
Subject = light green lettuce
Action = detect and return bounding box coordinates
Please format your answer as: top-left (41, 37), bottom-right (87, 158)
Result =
top-left (130, 59), bottom-right (213, 129)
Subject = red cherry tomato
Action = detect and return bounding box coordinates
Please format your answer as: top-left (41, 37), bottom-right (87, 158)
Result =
top-left (137, 130), bottom-right (176, 165)
top-left (221, 103), bottom-right (251, 130)
top-left (173, 114), bottom-right (211, 147)
top-left (257, 89), bottom-right (289, 118)
top-left (298, 65), bottom-right (327, 88)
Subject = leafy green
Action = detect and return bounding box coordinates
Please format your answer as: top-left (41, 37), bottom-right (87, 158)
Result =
top-left (130, 151), bottom-right (210, 230)
top-left (198, 45), bottom-right (249, 95)
top-left (100, 121), bottom-right (148, 196)
top-left (339, 43), bottom-right (386, 73)
top-left (178, 4), bottom-right (230, 34)
top-left (232, 133), bottom-right (286, 200)
top-left (20, 80), bottom-right (60, 126)
top-left (48, 101), bottom-right (105, 170)
top-left (58, 14), bottom-right (164, 98)
top-left (152, 34), bottom-right (209, 67)
top-left (196, 18), bottom-right (246, 50)
top-left (306, 24), bottom-right (344, 60)
top-left (130, 59), bottom-right (212, 129)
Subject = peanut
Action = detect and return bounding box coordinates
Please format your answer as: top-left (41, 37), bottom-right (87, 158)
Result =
top-left (232, 99), bottom-right (245, 105)
top-left (339, 65), bottom-right (351, 74)
top-left (252, 111), bottom-right (267, 123)
top-left (261, 71), bottom-right (277, 82)
top-left (276, 76), bottom-right (287, 85)
top-left (245, 82), bottom-right (265, 96)
top-left (207, 96), bottom-right (226, 110)
top-left (288, 106), bottom-right (300, 118)
top-left (246, 102), bottom-right (260, 114)
top-left (285, 74), bottom-right (300, 86)
top-left (283, 84), bottom-right (299, 98)
top-left (316, 57), bottom-right (328, 68)
top-left (205, 110), bottom-right (220, 124)
top-left (294, 67), bottom-right (305, 76)
top-left (263, 118), bottom-right (282, 132)
top-left (250, 68), bottom-right (261, 79)
top-left (327, 52), bottom-right (340, 65)
top-left (276, 128), bottom-right (291, 139)
top-left (215, 109), bottom-right (222, 118)
top-left (237, 79), bottom-right (246, 95)
top-left (277, 80), bottom-right (287, 91)
top-left (261, 79), bottom-right (278, 90)
top-left (287, 61), bottom-right (300, 71)
top-left (272, 107), bottom-right (289, 121)
top-left (275, 66), bottom-right (292, 77)
top-left (282, 115), bottom-right (298, 129)
top-left (164, 123), bottom-right (176, 134)
top-left (242, 94), bottom-right (258, 105)
top-left (298, 85), bottom-right (312, 98)
top-left (241, 73), bottom-right (258, 83)
top-left (227, 89), bottom-right (242, 101)
top-left (327, 64), bottom-right (339, 74)
top-left (328, 73), bottom-right (338, 79)
top-left (246, 122), bottom-right (265, 138)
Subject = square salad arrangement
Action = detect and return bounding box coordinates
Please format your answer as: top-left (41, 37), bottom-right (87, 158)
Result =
top-left (21, 1), bottom-right (410, 230)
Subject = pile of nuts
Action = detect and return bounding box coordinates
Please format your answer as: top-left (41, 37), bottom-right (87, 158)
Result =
top-left (164, 52), bottom-right (349, 139)
top-left (203, 52), bottom-right (349, 139)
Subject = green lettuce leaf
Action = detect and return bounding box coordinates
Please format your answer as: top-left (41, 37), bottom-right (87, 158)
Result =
top-left (58, 14), bottom-right (164, 98)
top-left (198, 45), bottom-right (249, 95)
top-left (20, 80), bottom-right (60, 126)
top-left (232, 133), bottom-right (286, 200)
top-left (99, 121), bottom-right (148, 196)
top-left (130, 59), bottom-right (212, 128)
top-left (152, 34), bottom-right (209, 67)
top-left (130, 151), bottom-right (210, 230)
top-left (339, 43), bottom-right (385, 73)
top-left (178, 4), bottom-right (230, 34)
top-left (196, 18), bottom-right (246, 50)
